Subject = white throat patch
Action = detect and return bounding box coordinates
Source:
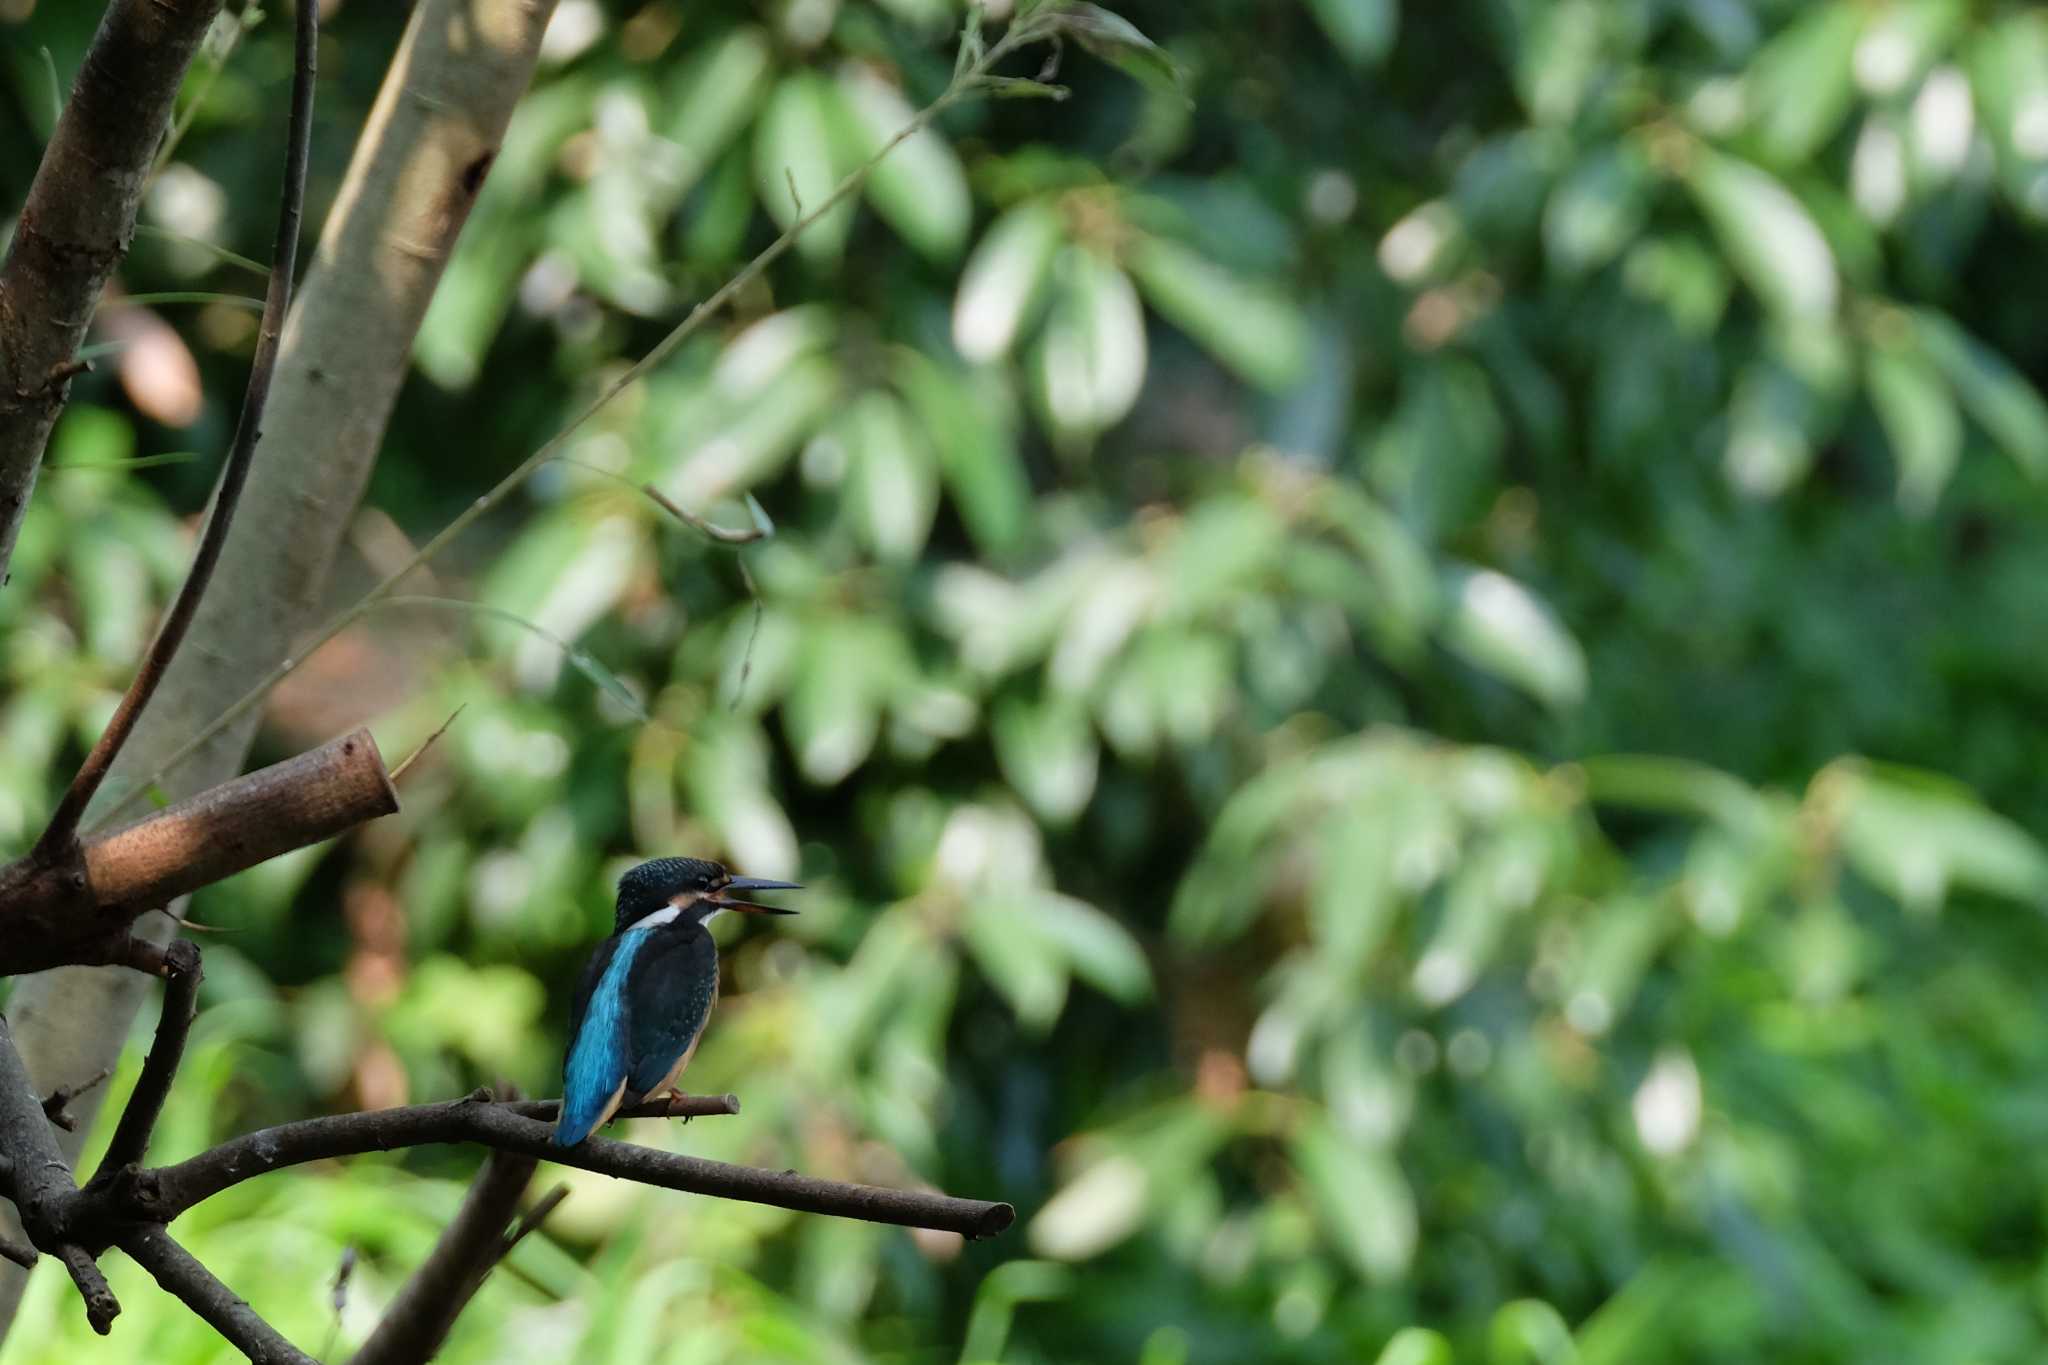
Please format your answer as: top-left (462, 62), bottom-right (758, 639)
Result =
top-left (638, 903), bottom-right (684, 930)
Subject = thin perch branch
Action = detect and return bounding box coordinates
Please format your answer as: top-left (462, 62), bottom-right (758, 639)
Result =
top-left (120, 1224), bottom-right (313, 1364)
top-left (92, 939), bottom-right (203, 1180)
top-left (128, 1098), bottom-right (1014, 1240)
top-left (501, 1184), bottom-right (570, 1256)
top-left (34, 0), bottom-right (320, 856)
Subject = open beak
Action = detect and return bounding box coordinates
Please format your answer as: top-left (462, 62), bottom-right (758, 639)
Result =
top-left (713, 876), bottom-right (802, 915)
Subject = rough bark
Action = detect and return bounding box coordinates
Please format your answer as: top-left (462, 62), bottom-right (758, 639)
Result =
top-left (0, 0), bottom-right (559, 1335)
top-left (0, 0), bottom-right (226, 586)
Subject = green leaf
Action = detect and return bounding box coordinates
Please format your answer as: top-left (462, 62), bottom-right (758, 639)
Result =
top-left (1514, 0), bottom-right (1602, 125)
top-left (1028, 1154), bottom-right (1148, 1259)
top-left (1490, 1300), bottom-right (1579, 1365)
top-left (663, 354), bottom-right (841, 505)
top-left (894, 350), bottom-right (1034, 559)
top-left (1032, 248), bottom-right (1148, 444)
top-left (753, 74), bottom-right (859, 267)
top-left (1578, 754), bottom-right (1772, 832)
top-left (1307, 0), bottom-right (1398, 69)
top-left (1309, 807), bottom-right (1401, 975)
top-left (1375, 1328), bottom-right (1454, 1365)
top-left (838, 62), bottom-right (972, 263)
top-left (1443, 567), bottom-right (1587, 709)
top-left (963, 897), bottom-right (1072, 1029)
top-left (712, 305), bottom-right (838, 403)
top-left (1125, 234), bottom-right (1309, 391)
top-left (1742, 3), bottom-right (1865, 163)
top-left (1574, 1261), bottom-right (1693, 1365)
top-left (662, 26), bottom-right (775, 194)
top-left (953, 199), bottom-right (1065, 363)
top-left (784, 621), bottom-right (897, 784)
top-left (1025, 891), bottom-right (1152, 1005)
top-left (1685, 150), bottom-right (1839, 321)
top-left (1912, 309), bottom-right (2048, 477)
top-left (1544, 144), bottom-right (1650, 277)
top-left (993, 694), bottom-right (1100, 823)
top-left (1866, 343), bottom-right (1963, 515)
top-left (846, 388), bottom-right (940, 562)
top-left (1291, 1116), bottom-right (1417, 1282)
top-left (1834, 764), bottom-right (2048, 912)
top-left (1722, 356), bottom-right (1819, 498)
top-left (1044, 4), bottom-right (1187, 96)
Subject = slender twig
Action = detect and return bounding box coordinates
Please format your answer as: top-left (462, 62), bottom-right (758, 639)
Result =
top-left (133, 225), bottom-right (271, 279)
top-left (503, 1091), bottom-right (740, 1122)
top-left (501, 1183), bottom-right (570, 1256)
top-left (0, 1234), bottom-right (37, 1270)
top-left (57, 1244), bottom-right (119, 1334)
top-left (639, 484), bottom-right (768, 544)
top-left (130, 1099), bottom-right (1014, 1239)
top-left (92, 939), bottom-right (203, 1180)
top-left (388, 705), bottom-right (465, 785)
top-left (319, 1246), bottom-right (357, 1363)
top-left (37, 0), bottom-right (318, 856)
top-left (97, 15), bottom-right (1060, 828)
top-left (42, 1066), bottom-right (114, 1132)
top-left (729, 554), bottom-right (764, 711)
top-left (347, 1150), bottom-right (535, 1365)
top-left (120, 1224), bottom-right (313, 1364)
top-left (153, 6), bottom-right (255, 176)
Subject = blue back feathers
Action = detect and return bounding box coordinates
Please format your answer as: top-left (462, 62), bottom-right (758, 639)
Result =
top-left (554, 927), bottom-right (656, 1146)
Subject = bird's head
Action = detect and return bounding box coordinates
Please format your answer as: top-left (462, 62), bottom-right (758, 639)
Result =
top-left (613, 856), bottom-right (801, 932)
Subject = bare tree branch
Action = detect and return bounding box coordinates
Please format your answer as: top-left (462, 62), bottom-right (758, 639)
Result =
top-left (0, 0), bottom-right (226, 585)
top-left (0, 1020), bottom-right (106, 1324)
top-left (0, 1237), bottom-right (34, 1272)
top-left (91, 939), bottom-right (202, 1180)
top-left (0, 6), bottom-right (561, 1336)
top-left (127, 1097), bottom-right (1015, 1240)
top-left (500, 1183), bottom-right (569, 1256)
top-left (40, 1067), bottom-right (112, 1133)
top-left (35, 0), bottom-right (320, 857)
top-left (119, 1224), bottom-right (313, 1364)
top-left (56, 1244), bottom-right (117, 1334)
top-left (347, 1150), bottom-right (536, 1365)
top-left (0, 729), bottom-right (400, 976)
top-left (505, 1092), bottom-right (741, 1123)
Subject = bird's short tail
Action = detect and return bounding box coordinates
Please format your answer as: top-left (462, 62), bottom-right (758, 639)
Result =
top-left (554, 1078), bottom-right (627, 1146)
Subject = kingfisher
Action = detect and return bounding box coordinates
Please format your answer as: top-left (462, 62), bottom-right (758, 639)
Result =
top-left (553, 856), bottom-right (799, 1146)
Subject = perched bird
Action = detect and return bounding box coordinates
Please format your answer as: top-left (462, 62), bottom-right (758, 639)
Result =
top-left (554, 857), bottom-right (799, 1146)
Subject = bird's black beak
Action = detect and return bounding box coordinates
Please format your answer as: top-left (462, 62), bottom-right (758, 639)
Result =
top-left (714, 876), bottom-right (802, 915)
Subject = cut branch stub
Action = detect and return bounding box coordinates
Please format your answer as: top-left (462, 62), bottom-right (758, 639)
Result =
top-left (0, 729), bottom-right (398, 976)
top-left (86, 728), bottom-right (398, 909)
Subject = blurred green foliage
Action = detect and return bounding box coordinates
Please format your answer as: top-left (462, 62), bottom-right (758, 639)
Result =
top-left (8, 0), bottom-right (2048, 1361)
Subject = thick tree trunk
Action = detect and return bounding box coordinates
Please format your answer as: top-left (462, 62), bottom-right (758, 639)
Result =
top-left (0, 0), bottom-right (558, 1336)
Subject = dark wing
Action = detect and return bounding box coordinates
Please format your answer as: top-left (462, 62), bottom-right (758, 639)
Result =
top-left (623, 925), bottom-right (718, 1097)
